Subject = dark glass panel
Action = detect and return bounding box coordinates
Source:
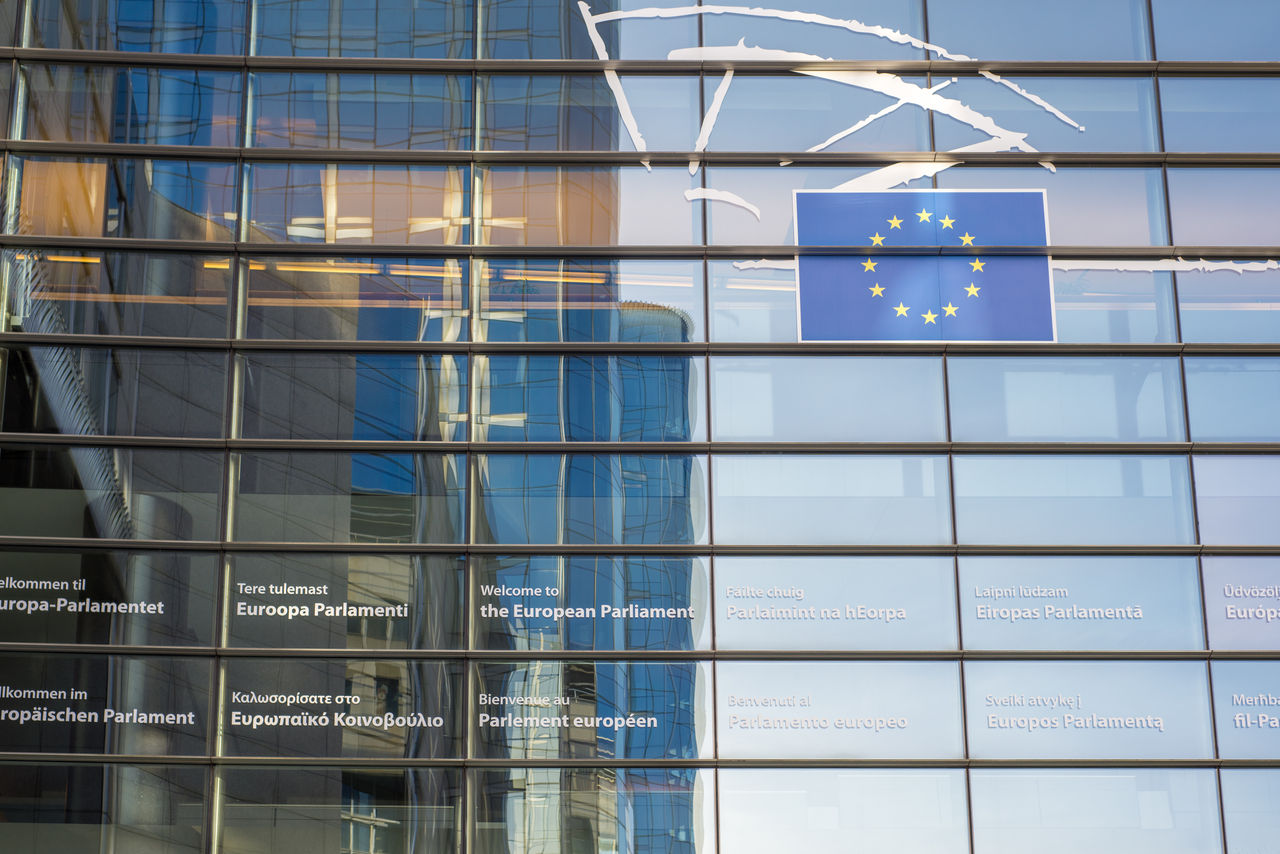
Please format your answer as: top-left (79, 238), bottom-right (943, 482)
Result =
top-left (253, 0), bottom-right (472, 57)
top-left (27, 0), bottom-right (246, 53)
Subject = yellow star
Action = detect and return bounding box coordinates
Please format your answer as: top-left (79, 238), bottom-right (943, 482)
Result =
top-left (869, 233), bottom-right (885, 246)
top-left (939, 216), bottom-right (955, 229)
top-left (959, 232), bottom-right (975, 245)
top-left (965, 283), bottom-right (981, 297)
top-left (893, 302), bottom-right (910, 317)
top-left (943, 302), bottom-right (958, 316)
top-left (868, 283), bottom-right (885, 297)
top-left (887, 215), bottom-right (903, 229)
top-left (922, 310), bottom-right (938, 324)
top-left (916, 208), bottom-right (932, 222)
top-left (969, 259), bottom-right (985, 272)
top-left (862, 259), bottom-right (877, 272)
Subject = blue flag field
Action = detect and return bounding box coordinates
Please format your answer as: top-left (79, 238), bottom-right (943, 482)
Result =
top-left (795, 189), bottom-right (1056, 342)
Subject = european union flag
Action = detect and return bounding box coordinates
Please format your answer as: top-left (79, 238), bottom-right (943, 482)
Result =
top-left (795, 190), bottom-right (1056, 342)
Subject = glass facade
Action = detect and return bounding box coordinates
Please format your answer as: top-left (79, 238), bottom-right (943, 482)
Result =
top-left (0, 2), bottom-right (1277, 852)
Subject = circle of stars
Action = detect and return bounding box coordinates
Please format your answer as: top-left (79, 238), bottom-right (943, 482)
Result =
top-left (864, 207), bottom-right (983, 326)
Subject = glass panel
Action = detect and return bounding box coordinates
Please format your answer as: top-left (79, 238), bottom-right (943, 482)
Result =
top-left (241, 352), bottom-right (466, 440)
top-left (1178, 268), bottom-right (1280, 343)
top-left (243, 256), bottom-right (467, 342)
top-left (959, 556), bottom-right (1203, 651)
top-left (718, 769), bottom-right (968, 854)
top-left (232, 451), bottom-right (465, 544)
top-left (714, 556), bottom-right (957, 651)
top-left (473, 454), bottom-right (708, 545)
top-left (935, 167), bottom-right (1167, 246)
top-left (703, 74), bottom-right (930, 152)
top-left (474, 661), bottom-right (711, 759)
top-left (219, 767), bottom-right (460, 854)
top-left (953, 455), bottom-right (1195, 545)
top-left (3, 250), bottom-right (231, 338)
top-left (473, 768), bottom-right (712, 854)
top-left (715, 661), bottom-right (964, 759)
top-left (708, 260), bottom-right (800, 343)
top-left (222, 659), bottom-right (461, 758)
top-left (712, 455), bottom-right (951, 545)
top-left (965, 661), bottom-right (1213, 758)
top-left (703, 166), bottom-right (872, 246)
top-left (477, 167), bottom-right (701, 245)
top-left (0, 764), bottom-right (205, 852)
top-left (1202, 557), bottom-right (1280, 651)
top-left (0, 446), bottom-right (222, 540)
top-left (1195, 456), bottom-right (1280, 546)
top-left (0, 653), bottom-right (210, 755)
top-left (473, 556), bottom-right (710, 651)
top-left (250, 73), bottom-right (471, 150)
top-left (0, 550), bottom-right (217, 646)
top-left (1186, 357), bottom-right (1280, 441)
top-left (970, 768), bottom-right (1222, 854)
top-left (481, 0), bottom-right (698, 60)
top-left (1213, 661), bottom-right (1280, 758)
top-left (252, 0), bottom-right (472, 57)
top-left (245, 164), bottom-right (469, 245)
top-left (226, 554), bottom-right (464, 650)
top-left (27, 0), bottom-right (246, 53)
top-left (476, 259), bottom-right (702, 343)
top-left (478, 74), bottom-right (697, 152)
top-left (700, 0), bottom-right (926, 61)
top-left (1052, 269), bottom-right (1177, 344)
top-left (710, 356), bottom-right (944, 441)
top-left (1152, 0), bottom-right (1279, 60)
top-left (1168, 169), bottom-right (1280, 246)
top-left (947, 357), bottom-right (1184, 442)
top-left (1222, 769), bottom-right (1280, 854)
top-left (475, 355), bottom-right (703, 442)
top-left (6, 157), bottom-right (238, 241)
top-left (20, 64), bottom-right (242, 146)
top-left (1161, 78), bottom-right (1280, 153)
top-left (935, 77), bottom-right (1157, 152)
top-left (928, 0), bottom-right (1150, 60)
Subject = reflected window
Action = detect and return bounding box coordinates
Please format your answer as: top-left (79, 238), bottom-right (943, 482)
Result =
top-left (27, 0), bottom-right (246, 52)
top-left (1178, 268), bottom-right (1280, 344)
top-left (252, 0), bottom-right (472, 56)
top-left (1052, 269), bottom-right (1177, 344)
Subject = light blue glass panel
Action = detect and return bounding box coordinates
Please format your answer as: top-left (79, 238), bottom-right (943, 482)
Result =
top-left (971, 768), bottom-right (1222, 854)
top-left (959, 557), bottom-right (1203, 651)
top-left (253, 0), bottom-right (472, 57)
top-left (704, 74), bottom-right (930, 152)
top-left (716, 661), bottom-right (963, 759)
top-left (1152, 0), bottom-right (1279, 60)
top-left (474, 454), bottom-right (708, 545)
top-left (966, 661), bottom-right (1212, 759)
top-left (713, 455), bottom-right (951, 545)
top-left (954, 456), bottom-right (1195, 545)
top-left (476, 259), bottom-right (703, 343)
top-left (474, 555), bottom-right (711, 651)
top-left (1168, 169), bottom-right (1280, 246)
top-left (718, 769), bottom-right (968, 854)
top-left (935, 77), bottom-right (1157, 152)
top-left (710, 357), bottom-right (944, 441)
top-left (928, 0), bottom-right (1150, 60)
top-left (1178, 268), bottom-right (1280, 343)
top-left (935, 167), bottom-right (1167, 246)
top-left (701, 0), bottom-right (926, 61)
top-left (482, 0), bottom-right (698, 59)
top-left (1161, 78), bottom-right (1280, 152)
top-left (1195, 456), bottom-right (1280, 546)
top-left (715, 557), bottom-right (957, 651)
top-left (1185, 357), bottom-right (1280, 440)
top-left (708, 260), bottom-right (799, 343)
top-left (1203, 558), bottom-right (1280, 651)
top-left (1222, 769), bottom-right (1280, 854)
top-left (479, 75), bottom-right (697, 152)
top-left (475, 661), bottom-right (712, 759)
top-left (477, 355), bottom-right (704, 441)
top-left (1213, 661), bottom-right (1280, 758)
top-left (703, 166), bottom-right (873, 246)
top-left (1053, 270), bottom-right (1177, 344)
top-left (948, 357), bottom-right (1184, 442)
